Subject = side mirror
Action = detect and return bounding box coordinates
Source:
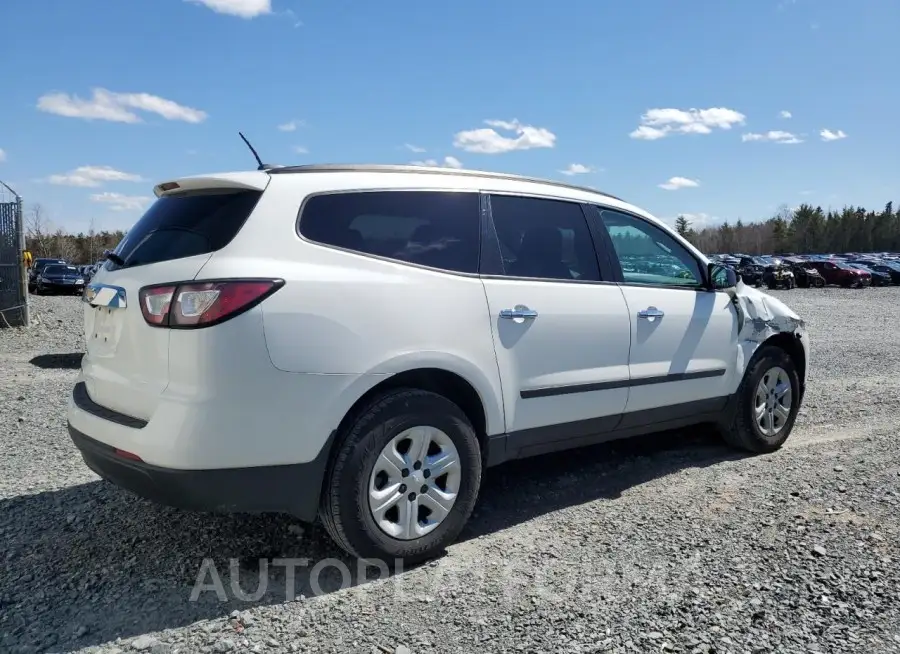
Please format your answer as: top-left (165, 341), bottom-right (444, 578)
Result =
top-left (709, 263), bottom-right (738, 290)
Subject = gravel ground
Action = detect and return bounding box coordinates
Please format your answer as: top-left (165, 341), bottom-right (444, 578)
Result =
top-left (1, 289), bottom-right (899, 654)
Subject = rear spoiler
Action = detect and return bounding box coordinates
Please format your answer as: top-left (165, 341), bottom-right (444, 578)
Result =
top-left (153, 172), bottom-right (271, 198)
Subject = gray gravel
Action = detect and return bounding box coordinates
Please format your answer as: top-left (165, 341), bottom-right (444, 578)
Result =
top-left (2, 289), bottom-right (900, 654)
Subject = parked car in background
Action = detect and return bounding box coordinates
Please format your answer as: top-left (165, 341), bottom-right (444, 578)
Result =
top-left (848, 260), bottom-right (900, 285)
top-left (807, 260), bottom-right (871, 287)
top-left (28, 258), bottom-right (67, 292)
top-left (66, 163), bottom-right (809, 562)
top-left (784, 258), bottom-right (825, 288)
top-left (77, 264), bottom-right (99, 283)
top-left (845, 263), bottom-right (892, 286)
top-left (34, 264), bottom-right (86, 295)
top-left (737, 256), bottom-right (766, 286)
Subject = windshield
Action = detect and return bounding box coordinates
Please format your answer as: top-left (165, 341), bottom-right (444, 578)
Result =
top-left (835, 262), bottom-right (859, 270)
top-left (43, 265), bottom-right (78, 275)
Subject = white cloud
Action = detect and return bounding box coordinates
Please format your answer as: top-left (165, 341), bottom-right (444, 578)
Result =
top-left (37, 88), bottom-right (207, 124)
top-left (659, 176), bottom-right (700, 191)
top-left (278, 120), bottom-right (304, 132)
top-left (630, 107), bottom-right (746, 140)
top-left (559, 163), bottom-right (594, 176)
top-left (779, 110), bottom-right (792, 119)
top-left (453, 118), bottom-right (556, 154)
top-left (0, 148), bottom-right (5, 163)
top-left (741, 130), bottom-right (803, 144)
top-left (90, 192), bottom-right (153, 211)
top-left (404, 143), bottom-right (427, 153)
top-left (48, 165), bottom-right (143, 188)
top-left (820, 128), bottom-right (847, 141)
top-left (410, 156), bottom-right (464, 169)
top-left (186, 0), bottom-right (271, 18)
top-left (293, 146), bottom-right (309, 154)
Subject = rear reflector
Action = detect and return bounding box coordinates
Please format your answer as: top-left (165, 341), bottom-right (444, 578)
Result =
top-left (114, 448), bottom-right (143, 462)
top-left (139, 279), bottom-right (284, 329)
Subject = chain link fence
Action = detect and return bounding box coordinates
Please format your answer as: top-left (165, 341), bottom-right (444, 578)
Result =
top-left (0, 180), bottom-right (28, 327)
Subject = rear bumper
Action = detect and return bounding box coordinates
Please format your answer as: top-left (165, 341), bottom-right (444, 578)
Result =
top-left (69, 422), bottom-right (332, 522)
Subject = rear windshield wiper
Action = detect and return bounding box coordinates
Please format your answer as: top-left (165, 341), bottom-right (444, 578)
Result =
top-left (104, 250), bottom-right (126, 266)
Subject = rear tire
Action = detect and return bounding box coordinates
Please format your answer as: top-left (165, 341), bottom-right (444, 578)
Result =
top-left (319, 388), bottom-right (482, 564)
top-left (719, 345), bottom-right (801, 454)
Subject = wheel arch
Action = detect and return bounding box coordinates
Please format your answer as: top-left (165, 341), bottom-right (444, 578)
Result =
top-left (335, 367), bottom-right (497, 455)
top-left (756, 331), bottom-right (807, 398)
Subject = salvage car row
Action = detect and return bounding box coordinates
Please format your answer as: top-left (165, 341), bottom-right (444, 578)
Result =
top-left (710, 252), bottom-right (900, 289)
top-left (27, 258), bottom-right (104, 295)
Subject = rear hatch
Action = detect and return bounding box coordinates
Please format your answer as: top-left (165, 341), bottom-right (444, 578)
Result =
top-left (81, 173), bottom-right (268, 421)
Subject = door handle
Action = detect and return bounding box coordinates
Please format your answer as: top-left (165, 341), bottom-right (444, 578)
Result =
top-left (499, 305), bottom-right (538, 320)
top-left (637, 306), bottom-right (664, 320)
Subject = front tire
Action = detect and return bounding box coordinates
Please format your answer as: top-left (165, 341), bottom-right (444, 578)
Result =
top-left (320, 388), bottom-right (482, 564)
top-left (720, 345), bottom-right (801, 453)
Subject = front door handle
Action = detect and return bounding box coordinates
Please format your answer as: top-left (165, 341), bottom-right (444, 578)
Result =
top-left (499, 305), bottom-right (538, 320)
top-left (637, 306), bottom-right (665, 320)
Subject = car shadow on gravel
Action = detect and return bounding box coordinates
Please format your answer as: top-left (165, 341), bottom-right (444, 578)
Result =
top-left (463, 428), bottom-right (747, 540)
top-left (0, 427), bottom-right (748, 652)
top-left (28, 352), bottom-right (84, 369)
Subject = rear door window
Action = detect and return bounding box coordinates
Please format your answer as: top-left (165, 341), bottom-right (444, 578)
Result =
top-left (487, 194), bottom-right (601, 282)
top-left (299, 191), bottom-right (481, 273)
top-left (105, 190), bottom-right (262, 271)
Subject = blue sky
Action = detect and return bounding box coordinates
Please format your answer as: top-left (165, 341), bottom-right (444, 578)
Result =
top-left (1, 0), bottom-right (898, 234)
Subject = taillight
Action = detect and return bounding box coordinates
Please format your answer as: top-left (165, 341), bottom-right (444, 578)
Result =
top-left (138, 279), bottom-right (283, 328)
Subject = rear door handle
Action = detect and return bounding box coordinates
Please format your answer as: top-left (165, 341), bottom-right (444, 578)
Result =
top-left (499, 305), bottom-right (538, 320)
top-left (637, 306), bottom-right (664, 320)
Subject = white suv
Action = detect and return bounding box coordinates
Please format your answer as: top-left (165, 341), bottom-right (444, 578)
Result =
top-left (67, 164), bottom-right (809, 562)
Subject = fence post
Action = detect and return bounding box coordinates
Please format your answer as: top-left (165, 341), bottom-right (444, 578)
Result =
top-left (16, 194), bottom-right (28, 327)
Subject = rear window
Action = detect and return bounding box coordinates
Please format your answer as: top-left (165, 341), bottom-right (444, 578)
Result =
top-left (105, 190), bottom-right (262, 271)
top-left (298, 191), bottom-right (480, 274)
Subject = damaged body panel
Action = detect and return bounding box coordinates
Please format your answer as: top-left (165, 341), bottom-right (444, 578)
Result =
top-left (725, 279), bottom-right (810, 396)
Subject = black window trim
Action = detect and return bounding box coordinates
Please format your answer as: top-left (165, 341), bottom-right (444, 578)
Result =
top-left (588, 203), bottom-right (716, 293)
top-left (480, 191), bottom-right (618, 286)
top-left (295, 187), bottom-right (485, 278)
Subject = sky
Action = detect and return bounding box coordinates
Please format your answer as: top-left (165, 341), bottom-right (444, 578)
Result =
top-left (1, 0), bottom-right (898, 234)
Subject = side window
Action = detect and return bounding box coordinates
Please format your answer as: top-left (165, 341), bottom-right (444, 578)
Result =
top-left (299, 191), bottom-right (480, 273)
top-left (488, 194), bottom-right (600, 282)
top-left (594, 208), bottom-right (704, 288)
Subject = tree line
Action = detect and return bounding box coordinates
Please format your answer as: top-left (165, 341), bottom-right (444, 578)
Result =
top-left (25, 203), bottom-right (126, 265)
top-left (675, 201), bottom-right (900, 255)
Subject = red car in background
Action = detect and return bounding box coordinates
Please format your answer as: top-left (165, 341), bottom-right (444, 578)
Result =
top-left (807, 260), bottom-right (871, 287)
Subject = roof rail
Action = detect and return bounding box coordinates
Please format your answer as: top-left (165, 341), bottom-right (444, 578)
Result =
top-left (266, 163), bottom-right (623, 201)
